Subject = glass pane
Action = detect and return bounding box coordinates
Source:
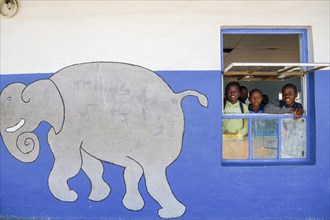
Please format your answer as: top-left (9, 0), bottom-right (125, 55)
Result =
top-left (252, 119), bottom-right (278, 159)
top-left (222, 135), bottom-right (248, 159)
top-left (281, 118), bottom-right (306, 158)
top-left (222, 118), bottom-right (249, 159)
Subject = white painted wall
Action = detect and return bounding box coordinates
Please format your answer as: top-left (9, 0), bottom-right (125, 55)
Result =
top-left (1, 1), bottom-right (329, 74)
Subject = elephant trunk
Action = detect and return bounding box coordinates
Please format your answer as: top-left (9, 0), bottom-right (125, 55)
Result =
top-left (0, 80), bottom-right (64, 163)
top-left (1, 130), bottom-right (40, 163)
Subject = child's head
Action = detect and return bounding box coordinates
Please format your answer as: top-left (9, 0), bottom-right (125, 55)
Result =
top-left (225, 81), bottom-right (240, 104)
top-left (249, 89), bottom-right (263, 108)
top-left (239, 86), bottom-right (248, 102)
top-left (281, 83), bottom-right (298, 107)
top-left (262, 94), bottom-right (269, 105)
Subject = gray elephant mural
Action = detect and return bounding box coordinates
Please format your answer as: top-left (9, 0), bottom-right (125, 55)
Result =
top-left (0, 62), bottom-right (208, 218)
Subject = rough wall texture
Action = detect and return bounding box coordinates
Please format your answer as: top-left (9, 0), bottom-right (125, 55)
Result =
top-left (1, 68), bottom-right (329, 219)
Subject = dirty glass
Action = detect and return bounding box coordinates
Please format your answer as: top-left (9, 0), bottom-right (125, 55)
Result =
top-left (281, 118), bottom-right (306, 158)
top-left (222, 118), bottom-right (248, 159)
top-left (222, 135), bottom-right (249, 159)
top-left (252, 119), bottom-right (278, 159)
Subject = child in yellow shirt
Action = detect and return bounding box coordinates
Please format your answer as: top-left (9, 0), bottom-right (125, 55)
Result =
top-left (222, 82), bottom-right (249, 138)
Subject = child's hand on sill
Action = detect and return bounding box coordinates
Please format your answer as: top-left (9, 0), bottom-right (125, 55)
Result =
top-left (289, 109), bottom-right (304, 120)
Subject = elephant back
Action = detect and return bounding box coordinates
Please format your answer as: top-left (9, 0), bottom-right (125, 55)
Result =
top-left (50, 62), bottom-right (183, 129)
top-left (51, 62), bottom-right (175, 104)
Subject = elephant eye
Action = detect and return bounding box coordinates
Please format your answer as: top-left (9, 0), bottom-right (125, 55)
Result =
top-left (7, 96), bottom-right (11, 101)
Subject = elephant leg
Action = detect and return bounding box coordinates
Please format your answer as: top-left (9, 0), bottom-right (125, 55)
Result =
top-left (81, 149), bottom-right (111, 201)
top-left (144, 165), bottom-right (186, 219)
top-left (122, 157), bottom-right (144, 211)
top-left (48, 135), bottom-right (82, 202)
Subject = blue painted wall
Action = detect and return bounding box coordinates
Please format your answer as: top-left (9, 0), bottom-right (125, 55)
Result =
top-left (1, 70), bottom-right (329, 219)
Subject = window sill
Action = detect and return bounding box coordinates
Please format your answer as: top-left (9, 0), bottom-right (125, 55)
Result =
top-left (221, 158), bottom-right (315, 166)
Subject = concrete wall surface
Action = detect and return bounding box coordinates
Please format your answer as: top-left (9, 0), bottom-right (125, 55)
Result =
top-left (1, 68), bottom-right (329, 219)
top-left (1, 1), bottom-right (329, 73)
top-left (0, 1), bottom-right (329, 219)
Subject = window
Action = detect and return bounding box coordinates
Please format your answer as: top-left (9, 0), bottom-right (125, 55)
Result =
top-left (220, 28), bottom-right (329, 165)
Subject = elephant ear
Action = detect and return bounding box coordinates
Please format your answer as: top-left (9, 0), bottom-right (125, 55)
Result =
top-left (22, 79), bottom-right (64, 134)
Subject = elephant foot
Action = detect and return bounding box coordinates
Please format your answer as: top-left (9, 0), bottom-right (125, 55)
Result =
top-left (158, 202), bottom-right (186, 219)
top-left (122, 191), bottom-right (145, 211)
top-left (54, 189), bottom-right (78, 202)
top-left (88, 182), bottom-right (111, 201)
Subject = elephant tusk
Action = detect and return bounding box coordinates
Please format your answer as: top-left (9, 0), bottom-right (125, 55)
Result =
top-left (5, 118), bottom-right (26, 133)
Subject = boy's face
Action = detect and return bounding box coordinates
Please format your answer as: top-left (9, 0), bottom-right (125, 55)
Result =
top-left (226, 86), bottom-right (240, 104)
top-left (249, 92), bottom-right (263, 108)
top-left (282, 87), bottom-right (297, 107)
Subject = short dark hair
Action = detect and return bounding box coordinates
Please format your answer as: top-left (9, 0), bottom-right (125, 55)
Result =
top-left (282, 83), bottom-right (297, 94)
top-left (249, 88), bottom-right (262, 97)
top-left (225, 81), bottom-right (240, 95)
top-left (239, 86), bottom-right (248, 91)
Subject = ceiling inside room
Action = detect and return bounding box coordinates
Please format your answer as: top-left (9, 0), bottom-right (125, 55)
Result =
top-left (223, 34), bottom-right (301, 68)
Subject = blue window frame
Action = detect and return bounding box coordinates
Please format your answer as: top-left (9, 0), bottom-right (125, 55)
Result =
top-left (220, 28), bottom-right (316, 166)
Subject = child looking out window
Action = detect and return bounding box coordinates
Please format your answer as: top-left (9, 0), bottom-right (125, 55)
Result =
top-left (248, 89), bottom-right (264, 113)
top-left (264, 83), bottom-right (304, 120)
top-left (222, 82), bottom-right (249, 138)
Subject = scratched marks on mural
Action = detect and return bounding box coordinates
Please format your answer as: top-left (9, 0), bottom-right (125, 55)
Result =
top-left (0, 62), bottom-right (208, 218)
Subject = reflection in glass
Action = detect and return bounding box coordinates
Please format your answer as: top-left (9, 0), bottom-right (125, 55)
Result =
top-left (252, 119), bottom-right (278, 159)
top-left (281, 118), bottom-right (306, 158)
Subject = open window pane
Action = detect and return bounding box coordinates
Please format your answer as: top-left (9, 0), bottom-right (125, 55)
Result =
top-left (281, 118), bottom-right (307, 158)
top-left (224, 62), bottom-right (330, 81)
top-left (252, 119), bottom-right (278, 159)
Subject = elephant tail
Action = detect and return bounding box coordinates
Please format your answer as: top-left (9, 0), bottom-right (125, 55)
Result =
top-left (176, 90), bottom-right (208, 108)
